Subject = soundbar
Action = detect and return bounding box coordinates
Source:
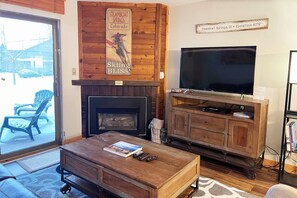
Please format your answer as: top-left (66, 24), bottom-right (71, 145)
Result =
top-left (201, 106), bottom-right (231, 114)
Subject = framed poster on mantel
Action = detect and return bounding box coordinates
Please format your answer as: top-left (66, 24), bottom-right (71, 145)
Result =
top-left (106, 8), bottom-right (132, 75)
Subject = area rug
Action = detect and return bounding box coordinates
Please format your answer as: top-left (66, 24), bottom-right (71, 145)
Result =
top-left (17, 164), bottom-right (258, 198)
top-left (17, 164), bottom-right (87, 198)
top-left (17, 148), bottom-right (60, 173)
top-left (192, 177), bottom-right (258, 198)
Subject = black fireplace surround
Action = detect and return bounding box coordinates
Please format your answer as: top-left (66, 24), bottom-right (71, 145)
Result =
top-left (87, 96), bottom-right (151, 138)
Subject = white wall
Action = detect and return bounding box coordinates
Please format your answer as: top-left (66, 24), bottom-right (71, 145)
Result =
top-left (60, 0), bottom-right (81, 140)
top-left (0, 1), bottom-right (82, 141)
top-left (168, 0), bottom-right (297, 161)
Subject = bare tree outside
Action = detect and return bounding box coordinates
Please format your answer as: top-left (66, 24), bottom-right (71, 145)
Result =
top-left (0, 17), bottom-right (53, 84)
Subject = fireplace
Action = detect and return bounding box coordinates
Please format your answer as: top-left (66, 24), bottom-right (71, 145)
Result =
top-left (88, 96), bottom-right (151, 138)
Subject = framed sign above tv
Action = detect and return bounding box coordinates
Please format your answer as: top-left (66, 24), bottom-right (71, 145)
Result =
top-left (179, 46), bottom-right (256, 95)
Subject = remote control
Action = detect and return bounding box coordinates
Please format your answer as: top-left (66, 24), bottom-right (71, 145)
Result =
top-left (137, 152), bottom-right (150, 161)
top-left (132, 151), bottom-right (144, 158)
top-left (146, 155), bottom-right (158, 162)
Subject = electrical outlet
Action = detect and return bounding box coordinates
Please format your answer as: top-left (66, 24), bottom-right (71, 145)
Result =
top-left (160, 71), bottom-right (164, 79)
top-left (72, 68), bottom-right (76, 75)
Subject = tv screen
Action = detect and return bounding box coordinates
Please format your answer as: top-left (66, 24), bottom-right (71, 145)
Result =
top-left (179, 46), bottom-right (256, 95)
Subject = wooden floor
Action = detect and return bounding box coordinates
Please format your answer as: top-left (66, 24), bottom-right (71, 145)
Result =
top-left (200, 157), bottom-right (279, 197)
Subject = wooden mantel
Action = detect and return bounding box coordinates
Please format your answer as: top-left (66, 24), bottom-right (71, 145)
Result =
top-left (72, 80), bottom-right (159, 87)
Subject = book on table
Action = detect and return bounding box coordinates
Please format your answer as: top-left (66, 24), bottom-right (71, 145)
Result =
top-left (103, 141), bottom-right (143, 157)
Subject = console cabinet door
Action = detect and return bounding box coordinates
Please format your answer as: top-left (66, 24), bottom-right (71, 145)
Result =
top-left (228, 120), bottom-right (254, 156)
top-left (171, 109), bottom-right (189, 138)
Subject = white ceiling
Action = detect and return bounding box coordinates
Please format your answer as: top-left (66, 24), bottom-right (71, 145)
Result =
top-left (77, 0), bottom-right (206, 7)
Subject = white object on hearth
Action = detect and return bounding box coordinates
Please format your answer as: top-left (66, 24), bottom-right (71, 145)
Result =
top-left (148, 118), bottom-right (164, 144)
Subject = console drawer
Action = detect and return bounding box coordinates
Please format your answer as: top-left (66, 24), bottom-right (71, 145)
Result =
top-left (191, 114), bottom-right (226, 132)
top-left (190, 127), bottom-right (225, 146)
top-left (60, 150), bottom-right (101, 184)
top-left (102, 168), bottom-right (151, 198)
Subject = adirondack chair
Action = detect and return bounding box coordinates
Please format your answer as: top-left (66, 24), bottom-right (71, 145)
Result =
top-left (14, 89), bottom-right (53, 122)
top-left (0, 98), bottom-right (51, 141)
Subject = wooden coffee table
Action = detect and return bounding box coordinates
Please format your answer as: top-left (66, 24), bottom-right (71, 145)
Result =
top-left (60, 131), bottom-right (200, 198)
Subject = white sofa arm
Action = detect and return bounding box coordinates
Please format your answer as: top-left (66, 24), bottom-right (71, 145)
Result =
top-left (266, 184), bottom-right (297, 198)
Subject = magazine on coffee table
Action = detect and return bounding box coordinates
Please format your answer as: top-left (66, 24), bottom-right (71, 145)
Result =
top-left (103, 141), bottom-right (143, 157)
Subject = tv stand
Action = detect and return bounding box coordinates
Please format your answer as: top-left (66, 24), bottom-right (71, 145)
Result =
top-left (167, 92), bottom-right (269, 179)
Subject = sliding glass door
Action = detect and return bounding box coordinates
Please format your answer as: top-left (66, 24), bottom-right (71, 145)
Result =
top-left (0, 11), bottom-right (62, 159)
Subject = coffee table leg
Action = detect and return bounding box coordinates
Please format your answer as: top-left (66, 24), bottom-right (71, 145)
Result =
top-left (60, 168), bottom-right (72, 194)
top-left (187, 177), bottom-right (199, 198)
top-left (193, 177), bottom-right (199, 191)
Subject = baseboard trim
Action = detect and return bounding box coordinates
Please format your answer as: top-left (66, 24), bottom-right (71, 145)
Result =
top-left (63, 136), bottom-right (83, 144)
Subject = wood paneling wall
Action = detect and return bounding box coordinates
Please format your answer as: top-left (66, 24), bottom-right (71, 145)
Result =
top-left (0, 0), bottom-right (65, 14)
top-left (158, 5), bottom-right (168, 120)
top-left (75, 2), bottom-right (168, 135)
top-left (78, 2), bottom-right (167, 82)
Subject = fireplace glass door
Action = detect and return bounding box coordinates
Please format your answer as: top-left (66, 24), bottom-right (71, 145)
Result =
top-left (88, 96), bottom-right (150, 137)
top-left (98, 110), bottom-right (138, 131)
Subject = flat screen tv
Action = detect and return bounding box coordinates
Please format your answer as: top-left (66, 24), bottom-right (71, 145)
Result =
top-left (179, 46), bottom-right (256, 95)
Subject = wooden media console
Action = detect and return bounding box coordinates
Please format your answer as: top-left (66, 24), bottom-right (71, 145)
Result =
top-left (167, 92), bottom-right (269, 179)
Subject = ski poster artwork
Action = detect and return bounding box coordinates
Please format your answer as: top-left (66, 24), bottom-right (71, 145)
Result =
top-left (106, 8), bottom-right (132, 75)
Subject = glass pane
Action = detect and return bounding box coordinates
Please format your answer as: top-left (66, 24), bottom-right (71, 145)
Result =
top-left (98, 113), bottom-right (137, 130)
top-left (0, 17), bottom-right (55, 154)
